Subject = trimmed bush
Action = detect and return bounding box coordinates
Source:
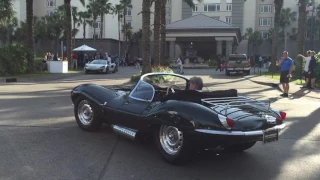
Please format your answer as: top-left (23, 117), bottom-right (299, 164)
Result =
top-left (208, 60), bottom-right (217, 67)
top-left (130, 65), bottom-right (174, 82)
top-left (0, 44), bottom-right (33, 76)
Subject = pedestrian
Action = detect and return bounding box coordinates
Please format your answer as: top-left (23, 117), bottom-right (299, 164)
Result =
top-left (134, 56), bottom-right (140, 69)
top-left (308, 51), bottom-right (317, 89)
top-left (278, 51), bottom-right (294, 97)
top-left (176, 56), bottom-right (183, 74)
top-left (72, 52), bottom-right (78, 69)
top-left (115, 55), bottom-right (120, 68)
top-left (298, 50), bottom-right (312, 89)
top-left (259, 55), bottom-right (263, 68)
top-left (215, 55), bottom-right (222, 72)
top-left (121, 56), bottom-right (126, 67)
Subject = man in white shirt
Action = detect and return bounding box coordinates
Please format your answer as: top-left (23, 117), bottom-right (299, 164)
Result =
top-left (298, 51), bottom-right (311, 88)
top-left (176, 57), bottom-right (183, 74)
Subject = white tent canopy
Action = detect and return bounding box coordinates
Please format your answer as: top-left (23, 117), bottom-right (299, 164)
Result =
top-left (73, 44), bottom-right (97, 52)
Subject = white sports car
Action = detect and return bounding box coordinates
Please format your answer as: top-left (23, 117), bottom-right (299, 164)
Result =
top-left (84, 59), bottom-right (118, 74)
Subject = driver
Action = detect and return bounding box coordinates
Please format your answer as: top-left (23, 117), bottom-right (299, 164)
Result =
top-left (189, 76), bottom-right (203, 91)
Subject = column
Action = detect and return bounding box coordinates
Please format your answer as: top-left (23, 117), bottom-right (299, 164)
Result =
top-left (226, 40), bottom-right (233, 56)
top-left (169, 41), bottom-right (175, 59)
top-left (216, 40), bottom-right (222, 55)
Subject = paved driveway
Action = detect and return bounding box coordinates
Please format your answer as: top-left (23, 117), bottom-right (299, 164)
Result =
top-left (0, 67), bottom-right (319, 180)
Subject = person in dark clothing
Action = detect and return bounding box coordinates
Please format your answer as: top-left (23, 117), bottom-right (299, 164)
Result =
top-left (215, 55), bottom-right (222, 72)
top-left (308, 51), bottom-right (317, 89)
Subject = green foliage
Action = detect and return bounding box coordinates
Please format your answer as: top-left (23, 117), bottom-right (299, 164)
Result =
top-left (208, 60), bottom-right (217, 67)
top-left (0, 44), bottom-right (33, 76)
top-left (314, 54), bottom-right (320, 79)
top-left (130, 66), bottom-right (174, 82)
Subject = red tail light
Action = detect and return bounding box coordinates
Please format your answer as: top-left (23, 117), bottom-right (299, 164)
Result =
top-left (280, 112), bottom-right (286, 120)
top-left (226, 118), bottom-right (234, 128)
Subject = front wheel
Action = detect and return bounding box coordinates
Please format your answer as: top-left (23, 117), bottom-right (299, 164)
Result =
top-left (74, 97), bottom-right (103, 132)
top-left (155, 125), bottom-right (197, 165)
top-left (244, 70), bottom-right (251, 75)
top-left (223, 141), bottom-right (256, 152)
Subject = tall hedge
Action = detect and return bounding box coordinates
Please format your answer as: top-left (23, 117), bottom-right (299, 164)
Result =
top-left (0, 44), bottom-right (33, 76)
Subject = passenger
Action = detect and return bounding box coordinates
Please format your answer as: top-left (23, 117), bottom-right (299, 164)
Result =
top-left (189, 76), bottom-right (203, 91)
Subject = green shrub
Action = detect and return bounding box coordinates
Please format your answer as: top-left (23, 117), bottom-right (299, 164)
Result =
top-left (208, 60), bottom-right (217, 67)
top-left (130, 66), bottom-right (174, 82)
top-left (0, 44), bottom-right (33, 76)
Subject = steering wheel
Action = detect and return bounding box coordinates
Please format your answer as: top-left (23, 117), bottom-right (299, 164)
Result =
top-left (166, 84), bottom-right (182, 95)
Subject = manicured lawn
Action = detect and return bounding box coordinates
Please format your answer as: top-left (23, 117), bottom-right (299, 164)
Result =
top-left (255, 71), bottom-right (305, 85)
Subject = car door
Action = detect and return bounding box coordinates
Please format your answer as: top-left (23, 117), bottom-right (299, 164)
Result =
top-left (108, 81), bottom-right (154, 129)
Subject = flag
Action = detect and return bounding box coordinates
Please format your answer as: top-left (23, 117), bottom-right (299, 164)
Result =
top-left (306, 3), bottom-right (314, 11)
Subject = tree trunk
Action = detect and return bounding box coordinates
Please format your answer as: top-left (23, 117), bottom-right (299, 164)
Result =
top-left (153, 0), bottom-right (161, 66)
top-left (93, 18), bottom-right (97, 43)
top-left (26, 0), bottom-right (34, 72)
top-left (270, 1), bottom-right (283, 73)
top-left (296, 0), bottom-right (308, 76)
top-left (118, 15), bottom-right (121, 56)
top-left (160, 0), bottom-right (166, 65)
top-left (73, 21), bottom-right (76, 49)
top-left (142, 0), bottom-right (151, 74)
top-left (100, 13), bottom-right (104, 52)
top-left (64, 0), bottom-right (72, 68)
top-left (83, 22), bottom-right (86, 40)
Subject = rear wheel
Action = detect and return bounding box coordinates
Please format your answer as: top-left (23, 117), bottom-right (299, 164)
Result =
top-left (155, 125), bottom-right (197, 165)
top-left (104, 67), bottom-right (109, 74)
top-left (74, 97), bottom-right (103, 132)
top-left (224, 141), bottom-right (256, 152)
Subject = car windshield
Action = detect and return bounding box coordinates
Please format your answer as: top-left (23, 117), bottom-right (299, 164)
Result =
top-left (90, 60), bottom-right (107, 65)
top-left (142, 74), bottom-right (188, 90)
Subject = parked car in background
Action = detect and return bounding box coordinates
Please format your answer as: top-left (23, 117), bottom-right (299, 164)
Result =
top-left (225, 54), bottom-right (251, 76)
top-left (84, 59), bottom-right (118, 74)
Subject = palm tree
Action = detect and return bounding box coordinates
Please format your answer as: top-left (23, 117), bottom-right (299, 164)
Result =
top-left (78, 11), bottom-right (92, 40)
top-left (280, 8), bottom-right (297, 50)
top-left (72, 6), bottom-right (79, 48)
top-left (26, 0), bottom-right (34, 72)
top-left (0, 17), bottom-right (18, 44)
top-left (243, 28), bottom-right (262, 62)
top-left (296, 0), bottom-right (309, 75)
top-left (97, 0), bottom-right (112, 52)
top-left (87, 0), bottom-right (100, 41)
top-left (112, 4), bottom-right (123, 56)
top-left (120, 0), bottom-right (132, 57)
top-left (153, 0), bottom-right (161, 65)
top-left (141, 0), bottom-right (152, 74)
top-left (132, 29), bottom-right (143, 57)
top-left (122, 23), bottom-right (132, 56)
top-left (160, 0), bottom-right (166, 63)
top-left (0, 0), bottom-right (14, 25)
top-left (64, 0), bottom-right (85, 67)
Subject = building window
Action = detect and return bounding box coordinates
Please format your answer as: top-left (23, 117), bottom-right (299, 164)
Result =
top-left (167, 0), bottom-right (171, 3)
top-left (126, 8), bottom-right (132, 16)
top-left (226, 4), bottom-right (232, 11)
top-left (225, 17), bottom-right (232, 24)
top-left (126, 21), bottom-right (132, 27)
top-left (93, 22), bottom-right (101, 28)
top-left (204, 4), bottom-right (220, 12)
top-left (260, 5), bottom-right (272, 13)
top-left (47, 0), bottom-right (56, 7)
top-left (193, 5), bottom-right (198, 12)
top-left (166, 8), bottom-right (170, 16)
top-left (259, 18), bottom-right (271, 26)
top-left (260, 31), bottom-right (269, 39)
top-left (47, 11), bottom-right (55, 16)
top-left (212, 16), bottom-right (220, 20)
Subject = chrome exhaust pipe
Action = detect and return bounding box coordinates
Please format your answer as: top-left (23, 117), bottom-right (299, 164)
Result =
top-left (112, 125), bottom-right (137, 140)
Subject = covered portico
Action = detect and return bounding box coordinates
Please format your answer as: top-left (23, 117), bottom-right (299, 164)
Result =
top-left (166, 14), bottom-right (242, 60)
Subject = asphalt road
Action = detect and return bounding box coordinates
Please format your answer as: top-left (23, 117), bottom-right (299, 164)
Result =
top-left (0, 67), bottom-right (319, 180)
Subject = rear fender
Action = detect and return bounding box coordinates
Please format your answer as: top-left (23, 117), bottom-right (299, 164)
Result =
top-left (145, 100), bottom-right (225, 131)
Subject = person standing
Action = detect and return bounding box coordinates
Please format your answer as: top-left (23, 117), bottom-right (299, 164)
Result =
top-left (298, 51), bottom-right (311, 88)
top-left (176, 56), bottom-right (183, 74)
top-left (308, 51), bottom-right (317, 89)
top-left (278, 51), bottom-right (294, 97)
top-left (72, 52), bottom-right (78, 69)
top-left (215, 55), bottom-right (222, 72)
top-left (259, 56), bottom-right (264, 68)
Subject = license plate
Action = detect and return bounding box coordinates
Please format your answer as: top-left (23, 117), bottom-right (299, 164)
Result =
top-left (234, 68), bottom-right (243, 70)
top-left (263, 128), bottom-right (279, 144)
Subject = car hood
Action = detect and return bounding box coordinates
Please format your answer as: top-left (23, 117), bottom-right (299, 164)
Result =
top-left (85, 64), bottom-right (107, 69)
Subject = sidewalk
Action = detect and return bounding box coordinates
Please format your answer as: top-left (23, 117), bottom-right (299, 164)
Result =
top-left (170, 63), bottom-right (212, 69)
top-left (0, 71), bottom-right (82, 84)
top-left (246, 72), bottom-right (320, 99)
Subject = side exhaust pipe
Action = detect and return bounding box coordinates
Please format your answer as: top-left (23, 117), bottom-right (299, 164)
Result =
top-left (112, 125), bottom-right (137, 140)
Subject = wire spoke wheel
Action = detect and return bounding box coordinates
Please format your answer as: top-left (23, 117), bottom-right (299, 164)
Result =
top-left (77, 100), bottom-right (94, 125)
top-left (159, 125), bottom-right (183, 155)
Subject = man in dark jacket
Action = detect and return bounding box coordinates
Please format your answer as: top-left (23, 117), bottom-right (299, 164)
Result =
top-left (308, 51), bottom-right (317, 89)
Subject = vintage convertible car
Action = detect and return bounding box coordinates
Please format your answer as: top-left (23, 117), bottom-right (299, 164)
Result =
top-left (71, 73), bottom-right (287, 164)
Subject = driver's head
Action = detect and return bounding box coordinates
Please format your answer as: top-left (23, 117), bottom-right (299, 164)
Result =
top-left (189, 76), bottom-right (203, 90)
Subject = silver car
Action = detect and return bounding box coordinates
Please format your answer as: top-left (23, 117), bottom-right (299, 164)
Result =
top-left (84, 59), bottom-right (118, 74)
